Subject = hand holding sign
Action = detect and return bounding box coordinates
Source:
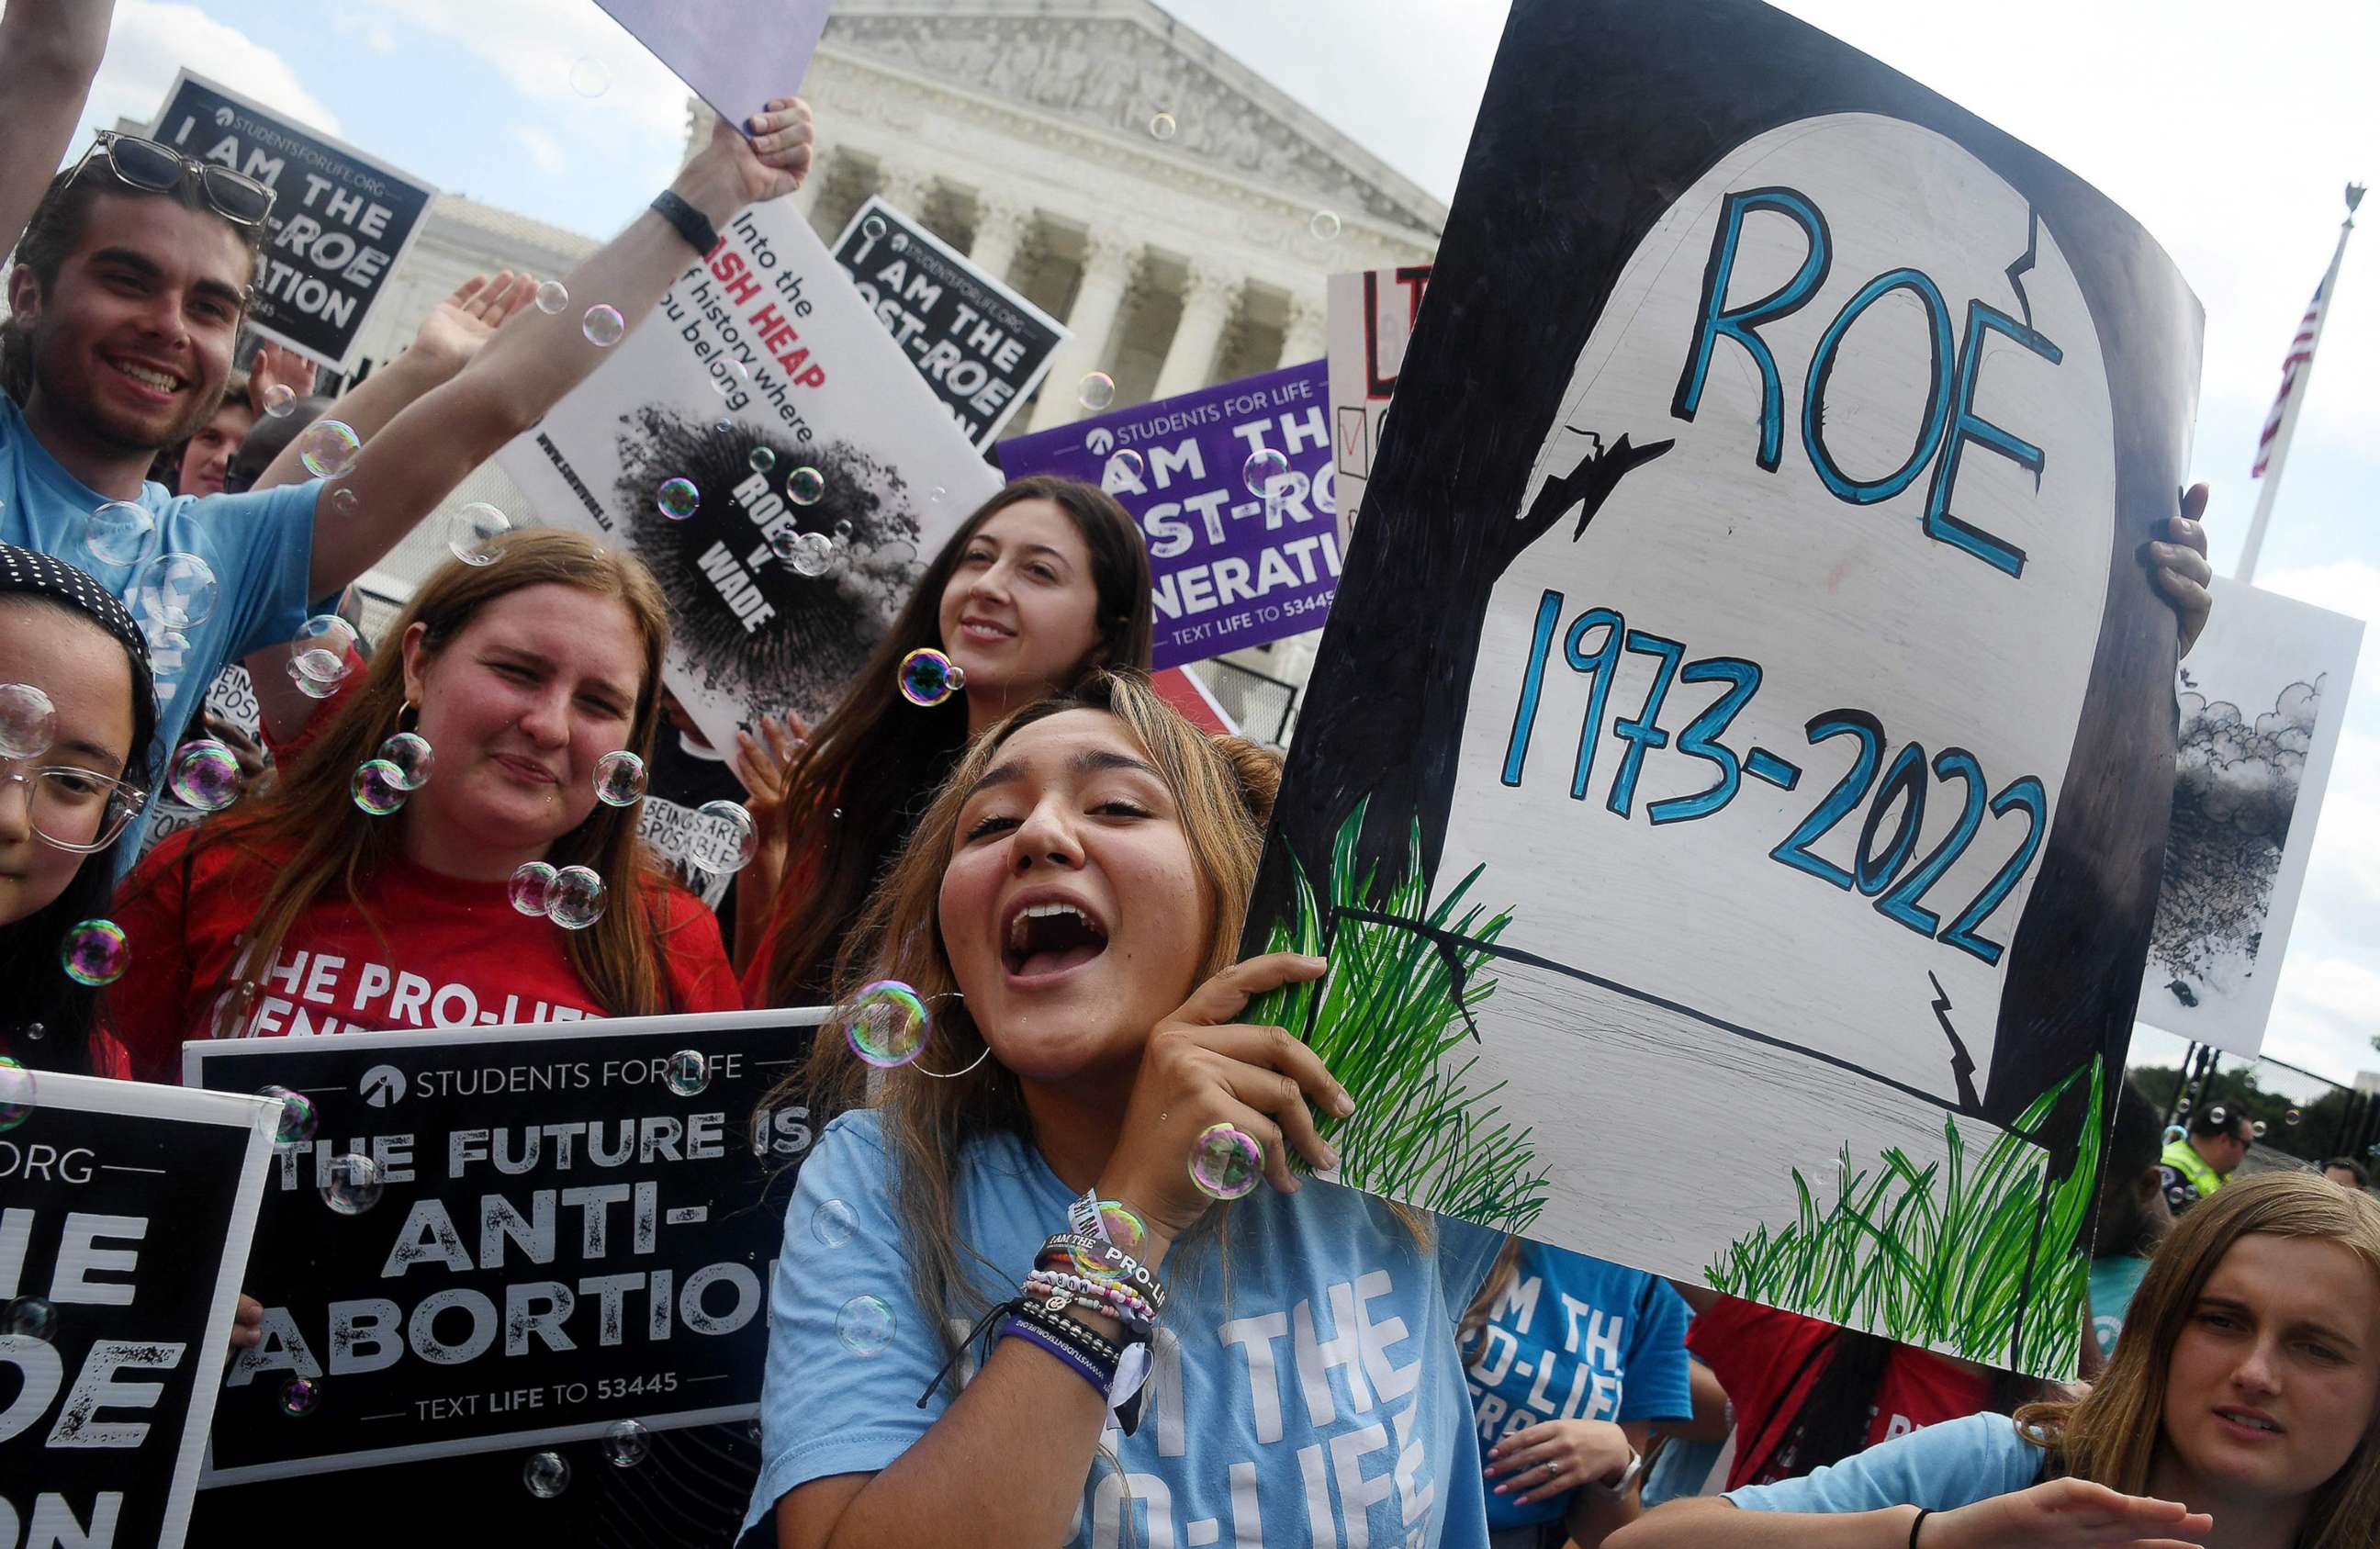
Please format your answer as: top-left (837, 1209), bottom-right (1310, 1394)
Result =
top-left (2152, 484), bottom-right (2215, 657)
top-left (679, 97), bottom-right (814, 226)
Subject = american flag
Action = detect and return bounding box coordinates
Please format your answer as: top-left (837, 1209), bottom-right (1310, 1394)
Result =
top-left (2252, 275), bottom-right (2329, 477)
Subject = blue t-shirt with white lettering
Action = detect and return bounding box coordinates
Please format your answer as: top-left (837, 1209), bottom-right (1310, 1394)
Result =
top-left (746, 1109), bottom-right (1507, 1548)
top-left (1726, 1411), bottom-right (2045, 1513)
top-left (1465, 1240), bottom-right (1692, 1530)
top-left (0, 395), bottom-right (318, 860)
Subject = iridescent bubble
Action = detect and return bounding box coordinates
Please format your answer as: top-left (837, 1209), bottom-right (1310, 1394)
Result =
top-left (322, 1152), bottom-right (385, 1215)
top-left (258, 1083), bottom-right (318, 1144)
top-left (786, 466), bottom-right (825, 505)
top-left (1149, 110), bottom-right (1178, 141)
top-left (510, 861), bottom-right (558, 916)
top-left (1189, 1122), bottom-right (1263, 1200)
top-left (766, 526), bottom-right (803, 566)
top-left (2209, 1106), bottom-right (2228, 1126)
top-left (0, 1059), bottom-right (34, 1134)
top-left (286, 658), bottom-right (342, 699)
top-left (664, 1050), bottom-right (710, 1097)
top-left (833, 519), bottom-right (854, 540)
top-left (655, 477), bottom-right (700, 521)
top-left (136, 552), bottom-right (219, 629)
top-left (2252, 1119), bottom-right (2269, 1139)
top-left (60, 920), bottom-right (129, 987)
top-left (1107, 448), bottom-right (1146, 483)
top-left (2286, 1107), bottom-right (2304, 1127)
top-left (4, 1296), bottom-right (55, 1341)
top-left (146, 624), bottom-right (192, 681)
top-left (83, 501), bottom-right (153, 567)
top-left (0, 682), bottom-right (57, 758)
top-left (548, 866), bottom-right (607, 930)
top-left (297, 419), bottom-right (363, 479)
top-left (568, 57), bottom-right (611, 97)
top-left (350, 759), bottom-right (409, 816)
top-left (330, 487), bottom-right (357, 518)
top-left (534, 280), bottom-right (569, 315)
top-left (688, 799), bottom-right (758, 874)
top-left (1309, 209), bottom-right (1342, 241)
top-left (843, 980), bottom-right (928, 1068)
top-left (602, 1419), bottom-right (649, 1468)
top-left (897, 648), bottom-right (963, 707)
top-left (593, 750), bottom-right (647, 807)
top-left (372, 732), bottom-right (432, 791)
top-left (447, 501), bottom-right (512, 565)
top-left (929, 486), bottom-right (946, 505)
top-left (812, 1198), bottom-right (859, 1249)
top-left (861, 214), bottom-right (886, 241)
top-left (1241, 447), bottom-right (1290, 496)
top-left (293, 614), bottom-right (359, 681)
top-left (166, 739), bottom-right (242, 811)
top-left (1077, 372), bottom-right (1116, 410)
top-left (582, 305), bottom-right (625, 347)
top-left (523, 1449), bottom-right (572, 1498)
top-left (278, 1375), bottom-right (320, 1416)
top-left (748, 446), bottom-right (776, 475)
top-left (262, 383), bottom-right (298, 417)
top-left (836, 1294), bottom-right (895, 1356)
top-left (2162, 1124), bottom-right (2188, 1147)
top-left (790, 531), bottom-right (836, 577)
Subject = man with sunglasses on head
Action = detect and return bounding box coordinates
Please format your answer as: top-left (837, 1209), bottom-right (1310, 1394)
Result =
top-left (0, 3), bottom-right (816, 857)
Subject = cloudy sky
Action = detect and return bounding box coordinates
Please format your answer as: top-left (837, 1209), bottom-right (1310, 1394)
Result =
top-left (71, 0), bottom-right (2377, 1083)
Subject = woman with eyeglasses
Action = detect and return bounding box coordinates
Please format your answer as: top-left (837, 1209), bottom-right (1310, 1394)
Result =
top-left (0, 541), bottom-right (154, 1072)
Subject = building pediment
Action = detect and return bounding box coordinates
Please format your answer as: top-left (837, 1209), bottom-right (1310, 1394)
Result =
top-left (821, 0), bottom-right (1446, 240)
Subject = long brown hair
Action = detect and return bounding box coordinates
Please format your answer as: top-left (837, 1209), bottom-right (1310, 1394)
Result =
top-left (753, 476), bottom-right (1153, 1007)
top-left (118, 529), bottom-right (690, 1031)
top-left (2015, 1171), bottom-right (2380, 1546)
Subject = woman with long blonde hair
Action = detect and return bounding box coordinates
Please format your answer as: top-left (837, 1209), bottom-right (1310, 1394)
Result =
top-left (101, 528), bottom-right (739, 1075)
top-left (742, 670), bottom-right (1509, 1548)
top-left (1611, 1170), bottom-right (2380, 1549)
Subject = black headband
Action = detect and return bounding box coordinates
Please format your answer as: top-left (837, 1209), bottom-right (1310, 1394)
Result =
top-left (0, 541), bottom-right (158, 699)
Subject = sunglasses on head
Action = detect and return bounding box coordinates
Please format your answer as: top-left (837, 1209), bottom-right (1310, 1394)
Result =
top-left (72, 132), bottom-right (275, 229)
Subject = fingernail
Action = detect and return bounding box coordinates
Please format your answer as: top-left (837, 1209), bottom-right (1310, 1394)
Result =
top-left (1331, 1088), bottom-right (1355, 1117)
top-left (1492, 1485), bottom-right (1508, 1495)
top-left (1301, 953), bottom-right (1328, 969)
top-left (1318, 1143), bottom-right (1339, 1170)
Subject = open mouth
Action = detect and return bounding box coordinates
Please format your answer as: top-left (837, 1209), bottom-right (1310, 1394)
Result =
top-left (1002, 898), bottom-right (1110, 980)
top-left (106, 357), bottom-right (185, 398)
top-left (2216, 1407), bottom-right (2285, 1437)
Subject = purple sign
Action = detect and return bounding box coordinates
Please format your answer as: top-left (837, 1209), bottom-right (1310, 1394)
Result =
top-left (997, 360), bottom-right (1342, 668)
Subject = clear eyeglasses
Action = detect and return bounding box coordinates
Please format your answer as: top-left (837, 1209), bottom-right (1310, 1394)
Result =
top-left (0, 766), bottom-right (150, 854)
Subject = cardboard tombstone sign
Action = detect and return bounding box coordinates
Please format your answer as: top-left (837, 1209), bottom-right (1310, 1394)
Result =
top-left (1247, 0), bottom-right (2199, 1376)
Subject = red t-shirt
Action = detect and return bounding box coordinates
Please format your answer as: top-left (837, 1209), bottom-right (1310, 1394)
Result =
top-left (1689, 1296), bottom-right (1995, 1489)
top-left (100, 827), bottom-right (742, 1083)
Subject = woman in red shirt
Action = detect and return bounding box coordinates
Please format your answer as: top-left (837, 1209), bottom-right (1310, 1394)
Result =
top-left (103, 529), bottom-right (739, 1078)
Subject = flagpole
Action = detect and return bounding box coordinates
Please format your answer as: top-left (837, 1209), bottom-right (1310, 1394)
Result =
top-left (2237, 183), bottom-right (2363, 583)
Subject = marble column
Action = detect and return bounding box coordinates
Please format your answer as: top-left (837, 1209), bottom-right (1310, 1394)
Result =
top-left (1027, 230), bottom-right (1139, 431)
top-left (791, 145), bottom-right (833, 223)
top-left (874, 163), bottom-right (936, 219)
top-left (965, 196), bottom-right (1035, 287)
top-left (1151, 262), bottom-right (1241, 401)
top-left (1280, 292), bottom-right (1329, 368)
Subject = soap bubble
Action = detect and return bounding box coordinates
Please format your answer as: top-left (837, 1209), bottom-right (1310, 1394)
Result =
top-left (602, 1420), bottom-right (649, 1468)
top-left (330, 487), bottom-right (357, 518)
top-left (548, 866), bottom-right (607, 930)
top-left (836, 1295), bottom-right (895, 1356)
top-left (593, 750), bottom-right (647, 806)
top-left (1077, 372), bottom-right (1116, 410)
top-left (790, 531), bottom-right (836, 577)
top-left (786, 466), bottom-right (825, 505)
top-left (2286, 1107), bottom-right (2304, 1127)
top-left (688, 799), bottom-right (758, 874)
top-left (897, 648), bottom-right (963, 707)
top-left (568, 57), bottom-right (610, 96)
top-left (322, 1153), bottom-right (385, 1215)
top-left (278, 1375), bottom-right (320, 1416)
top-left (510, 862), bottom-right (557, 916)
top-left (0, 1059), bottom-right (33, 1133)
top-left (16, 1024), bottom-right (39, 1043)
top-left (833, 518), bottom-right (854, 541)
top-left (447, 501), bottom-right (512, 565)
top-left (1106, 448), bottom-right (1146, 483)
top-left (582, 305), bottom-right (625, 347)
top-left (259, 1084), bottom-right (317, 1144)
top-left (522, 1450), bottom-right (572, 1498)
top-left (748, 446), bottom-right (776, 474)
top-left (1149, 110), bottom-right (1177, 141)
top-left (1309, 209), bottom-right (1342, 241)
top-left (0, 682), bottom-right (57, 758)
top-left (297, 419), bottom-right (363, 479)
top-left (1241, 447), bottom-right (1290, 496)
top-left (2162, 1124), bottom-right (2187, 1147)
top-left (350, 759), bottom-right (408, 816)
top-left (656, 477), bottom-right (700, 520)
top-left (286, 658), bottom-right (342, 699)
top-left (60, 920), bottom-right (129, 986)
top-left (664, 1050), bottom-right (710, 1096)
top-left (262, 383), bottom-right (298, 417)
top-left (1189, 1122), bottom-right (1263, 1199)
top-left (534, 280), bottom-right (569, 315)
top-left (376, 732), bottom-right (434, 791)
top-left (720, 357), bottom-right (751, 393)
top-left (2252, 1120), bottom-right (2268, 1139)
top-left (4, 1296), bottom-right (55, 1341)
top-left (2209, 1106), bottom-right (2228, 1126)
top-left (83, 501), bottom-right (153, 566)
top-left (843, 980), bottom-right (928, 1069)
top-left (136, 552), bottom-right (219, 629)
top-left (292, 614), bottom-right (359, 682)
top-left (167, 739), bottom-right (243, 811)
top-left (812, 1198), bottom-right (859, 1249)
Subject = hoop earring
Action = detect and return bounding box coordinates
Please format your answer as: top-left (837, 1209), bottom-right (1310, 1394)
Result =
top-left (395, 701), bottom-right (421, 735)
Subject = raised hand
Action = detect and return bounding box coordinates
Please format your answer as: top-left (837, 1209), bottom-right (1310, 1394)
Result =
top-left (2150, 483), bottom-right (2215, 657)
top-left (245, 342), bottom-right (316, 413)
top-left (410, 270), bottom-right (539, 380)
top-left (1925, 1476), bottom-right (2211, 1549)
top-left (732, 708), bottom-right (811, 824)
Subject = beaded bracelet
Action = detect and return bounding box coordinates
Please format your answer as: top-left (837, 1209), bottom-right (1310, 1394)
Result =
top-left (1024, 1269), bottom-right (1159, 1334)
top-left (1037, 1232), bottom-right (1169, 1313)
top-left (1014, 1294), bottom-right (1124, 1361)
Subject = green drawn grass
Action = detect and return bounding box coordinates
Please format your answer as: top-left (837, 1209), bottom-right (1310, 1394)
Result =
top-left (1251, 800), bottom-right (1551, 1232)
top-left (1705, 1057), bottom-right (2105, 1375)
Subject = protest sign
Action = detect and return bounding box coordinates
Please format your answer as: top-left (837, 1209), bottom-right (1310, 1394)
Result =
top-left (147, 71), bottom-right (434, 369)
top-left (495, 205), bottom-right (999, 754)
top-left (2139, 578), bottom-right (2363, 1058)
top-left (598, 0), bottom-right (830, 136)
top-left (183, 1008), bottom-right (821, 1481)
top-left (832, 196), bottom-right (1068, 448)
top-left (0, 1072), bottom-right (275, 1547)
top-left (1245, 0), bottom-right (2202, 1376)
top-left (998, 361), bottom-right (1340, 669)
top-left (1324, 264), bottom-right (1431, 551)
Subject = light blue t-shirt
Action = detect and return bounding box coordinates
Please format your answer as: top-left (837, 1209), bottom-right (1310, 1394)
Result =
top-left (1726, 1411), bottom-right (2045, 1514)
top-left (747, 1109), bottom-right (1507, 1548)
top-left (1466, 1240), bottom-right (1692, 1530)
top-left (2091, 1254), bottom-right (2152, 1359)
top-left (0, 396), bottom-right (319, 860)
